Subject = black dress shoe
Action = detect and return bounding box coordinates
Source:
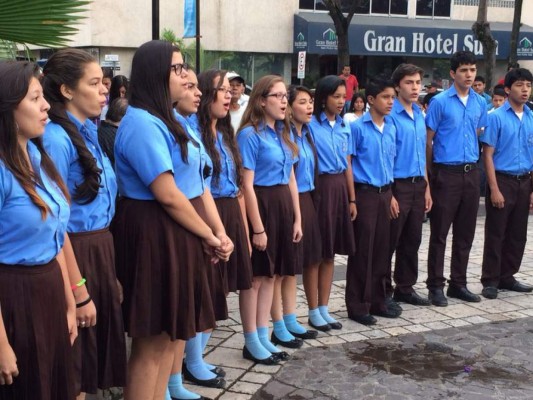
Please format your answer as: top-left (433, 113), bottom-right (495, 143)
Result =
top-left (288, 329), bottom-right (318, 340)
top-left (349, 314), bottom-right (377, 326)
top-left (272, 351), bottom-right (290, 361)
top-left (271, 331), bottom-right (303, 349)
top-left (428, 289), bottom-right (448, 307)
top-left (393, 291), bottom-right (431, 306)
top-left (242, 346), bottom-right (280, 365)
top-left (209, 366), bottom-right (226, 378)
top-left (481, 286), bottom-right (498, 299)
top-left (499, 281), bottom-right (533, 293)
top-left (182, 364), bottom-right (226, 388)
top-left (308, 318), bottom-right (331, 332)
top-left (374, 307), bottom-right (402, 318)
top-left (446, 285), bottom-right (481, 303)
top-left (386, 296), bottom-right (403, 311)
top-left (328, 321), bottom-right (342, 330)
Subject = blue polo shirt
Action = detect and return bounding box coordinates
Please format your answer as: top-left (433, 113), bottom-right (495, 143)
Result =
top-left (115, 106), bottom-right (207, 201)
top-left (425, 85), bottom-right (488, 164)
top-left (480, 101), bottom-right (533, 175)
top-left (350, 112), bottom-right (396, 187)
top-left (44, 114), bottom-right (117, 232)
top-left (0, 141), bottom-right (70, 265)
top-left (309, 112), bottom-right (351, 174)
top-left (237, 122), bottom-right (296, 186)
top-left (389, 99), bottom-right (426, 179)
top-left (293, 124), bottom-right (316, 193)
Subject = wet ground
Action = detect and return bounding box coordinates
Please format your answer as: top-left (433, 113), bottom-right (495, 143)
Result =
top-left (252, 317), bottom-right (533, 400)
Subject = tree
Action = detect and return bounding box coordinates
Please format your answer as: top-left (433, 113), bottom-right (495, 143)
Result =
top-left (322, 0), bottom-right (365, 74)
top-left (508, 0), bottom-right (524, 68)
top-left (0, 0), bottom-right (89, 60)
top-left (472, 0), bottom-right (497, 89)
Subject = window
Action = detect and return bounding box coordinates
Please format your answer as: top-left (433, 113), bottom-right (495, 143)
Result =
top-left (299, 0), bottom-right (407, 15)
top-left (417, 0), bottom-right (452, 17)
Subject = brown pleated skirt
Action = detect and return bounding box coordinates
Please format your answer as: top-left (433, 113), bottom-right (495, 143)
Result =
top-left (214, 197), bottom-right (253, 292)
top-left (252, 185), bottom-right (299, 277)
top-left (0, 260), bottom-right (75, 400)
top-left (298, 191), bottom-right (322, 268)
top-left (315, 173), bottom-right (356, 258)
top-left (112, 198), bottom-right (216, 340)
top-left (69, 228), bottom-right (127, 394)
top-left (190, 197), bottom-right (229, 321)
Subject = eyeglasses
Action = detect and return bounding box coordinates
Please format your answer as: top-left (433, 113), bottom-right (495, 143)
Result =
top-left (264, 92), bottom-right (288, 101)
top-left (215, 87), bottom-right (232, 95)
top-left (170, 62), bottom-right (190, 76)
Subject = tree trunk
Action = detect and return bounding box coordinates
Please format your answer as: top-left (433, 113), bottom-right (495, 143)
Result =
top-left (509, 0), bottom-right (523, 67)
top-left (472, 0), bottom-right (496, 89)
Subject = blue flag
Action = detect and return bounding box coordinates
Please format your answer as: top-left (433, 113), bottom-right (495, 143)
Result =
top-left (184, 0), bottom-right (196, 38)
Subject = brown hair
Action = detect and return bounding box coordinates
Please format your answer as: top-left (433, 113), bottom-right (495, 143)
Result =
top-left (41, 48), bottom-right (102, 204)
top-left (391, 63), bottom-right (424, 86)
top-left (197, 69), bottom-right (243, 190)
top-left (0, 61), bottom-right (69, 219)
top-left (239, 75), bottom-right (297, 156)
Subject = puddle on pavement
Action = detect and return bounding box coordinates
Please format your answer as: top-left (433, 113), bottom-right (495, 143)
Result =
top-left (347, 341), bottom-right (528, 385)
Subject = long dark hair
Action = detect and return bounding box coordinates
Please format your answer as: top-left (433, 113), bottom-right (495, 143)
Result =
top-left (348, 92), bottom-right (366, 114)
top-left (108, 75), bottom-right (129, 104)
top-left (197, 69), bottom-right (243, 190)
top-left (0, 61), bottom-right (69, 218)
top-left (239, 75), bottom-right (297, 156)
top-left (41, 48), bottom-right (102, 204)
top-left (129, 40), bottom-right (189, 161)
top-left (313, 75), bottom-right (346, 119)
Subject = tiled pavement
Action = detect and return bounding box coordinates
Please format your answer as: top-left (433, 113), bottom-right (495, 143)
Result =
top-left (190, 203), bottom-right (533, 400)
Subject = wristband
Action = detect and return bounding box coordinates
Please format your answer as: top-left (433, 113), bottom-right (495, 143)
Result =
top-left (253, 230), bottom-right (265, 235)
top-left (71, 277), bottom-right (86, 291)
top-left (76, 296), bottom-right (92, 308)
top-left (349, 200), bottom-right (356, 204)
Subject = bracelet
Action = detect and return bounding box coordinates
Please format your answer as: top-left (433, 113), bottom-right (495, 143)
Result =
top-left (71, 277), bottom-right (86, 291)
top-left (253, 230), bottom-right (265, 235)
top-left (76, 296), bottom-right (92, 308)
top-left (349, 200), bottom-right (356, 204)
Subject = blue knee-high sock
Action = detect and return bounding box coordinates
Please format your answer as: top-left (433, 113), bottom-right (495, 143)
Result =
top-left (272, 319), bottom-right (295, 342)
top-left (244, 330), bottom-right (272, 360)
top-left (283, 313), bottom-right (306, 334)
top-left (200, 332), bottom-right (216, 371)
top-left (318, 305), bottom-right (338, 324)
top-left (309, 308), bottom-right (329, 327)
top-left (257, 326), bottom-right (281, 354)
top-left (184, 333), bottom-right (216, 380)
top-left (168, 374), bottom-right (201, 400)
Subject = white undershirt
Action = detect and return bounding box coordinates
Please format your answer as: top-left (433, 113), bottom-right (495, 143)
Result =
top-left (459, 94), bottom-right (469, 106)
top-left (374, 122), bottom-right (385, 133)
top-left (328, 120), bottom-right (336, 128)
top-left (515, 111), bottom-right (524, 121)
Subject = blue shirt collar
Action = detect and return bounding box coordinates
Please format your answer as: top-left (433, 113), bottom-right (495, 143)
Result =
top-left (502, 100), bottom-right (532, 116)
top-left (319, 111), bottom-right (343, 125)
top-left (392, 99), bottom-right (421, 117)
top-left (66, 111), bottom-right (95, 137)
top-left (446, 84), bottom-right (476, 99)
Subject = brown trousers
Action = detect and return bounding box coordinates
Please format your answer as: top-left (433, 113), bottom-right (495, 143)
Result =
top-left (481, 174), bottom-right (532, 288)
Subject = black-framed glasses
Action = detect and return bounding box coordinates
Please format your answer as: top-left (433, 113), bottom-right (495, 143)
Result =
top-left (170, 62), bottom-right (190, 76)
top-left (264, 92), bottom-right (288, 101)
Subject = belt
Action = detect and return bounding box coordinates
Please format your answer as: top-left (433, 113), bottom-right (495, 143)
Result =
top-left (496, 171), bottom-right (531, 181)
top-left (394, 176), bottom-right (425, 183)
top-left (433, 163), bottom-right (478, 173)
top-left (355, 183), bottom-right (391, 193)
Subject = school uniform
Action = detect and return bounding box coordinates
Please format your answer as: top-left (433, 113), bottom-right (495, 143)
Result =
top-left (237, 122), bottom-right (298, 277)
top-left (346, 113), bottom-right (396, 318)
top-left (0, 141), bottom-right (75, 400)
top-left (309, 113), bottom-right (355, 259)
top-left (425, 86), bottom-right (488, 291)
top-left (44, 115), bottom-right (126, 394)
top-left (113, 106), bottom-right (215, 340)
top-left (293, 124), bottom-right (322, 269)
top-left (387, 100), bottom-right (427, 296)
top-left (480, 102), bottom-right (533, 288)
top-left (190, 114), bottom-right (253, 293)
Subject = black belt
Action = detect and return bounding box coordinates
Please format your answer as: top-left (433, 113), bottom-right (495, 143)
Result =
top-left (434, 163), bottom-right (478, 173)
top-left (496, 171), bottom-right (531, 181)
top-left (355, 183), bottom-right (391, 193)
top-left (394, 176), bottom-right (425, 183)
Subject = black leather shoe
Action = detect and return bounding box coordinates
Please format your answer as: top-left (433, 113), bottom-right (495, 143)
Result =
top-left (242, 346), bottom-right (280, 365)
top-left (349, 314), bottom-right (377, 326)
top-left (288, 329), bottom-right (318, 339)
top-left (386, 296), bottom-right (403, 311)
top-left (328, 321), bottom-right (342, 330)
top-left (271, 331), bottom-right (303, 349)
top-left (481, 286), bottom-right (498, 299)
top-left (428, 289), bottom-right (448, 307)
top-left (446, 285), bottom-right (481, 303)
top-left (209, 366), bottom-right (226, 378)
top-left (308, 318), bottom-right (331, 332)
top-left (272, 351), bottom-right (290, 361)
top-left (182, 364), bottom-right (226, 388)
top-left (393, 291), bottom-right (431, 306)
top-left (499, 281), bottom-right (533, 293)
top-left (374, 307), bottom-right (402, 318)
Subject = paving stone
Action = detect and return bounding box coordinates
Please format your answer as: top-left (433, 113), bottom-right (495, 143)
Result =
top-left (240, 372), bottom-right (272, 385)
top-left (230, 381), bottom-right (264, 395)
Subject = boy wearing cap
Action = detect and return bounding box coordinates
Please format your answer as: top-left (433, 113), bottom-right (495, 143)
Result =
top-left (228, 71), bottom-right (248, 132)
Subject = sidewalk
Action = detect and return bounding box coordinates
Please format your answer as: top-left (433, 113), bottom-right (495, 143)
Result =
top-left (190, 204), bottom-right (533, 400)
